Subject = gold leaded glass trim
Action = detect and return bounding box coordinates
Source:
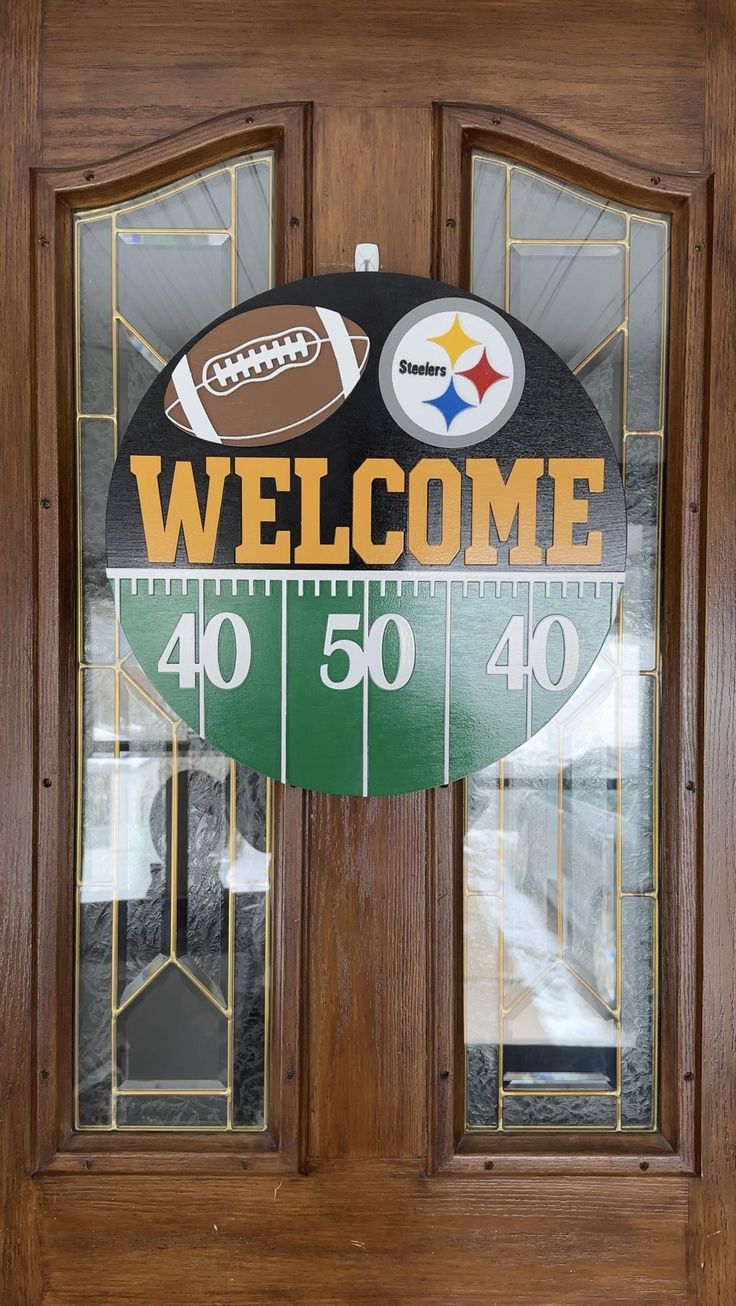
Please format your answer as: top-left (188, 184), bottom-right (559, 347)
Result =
top-left (466, 155), bottom-right (667, 1131)
top-left (74, 154), bottom-right (274, 1131)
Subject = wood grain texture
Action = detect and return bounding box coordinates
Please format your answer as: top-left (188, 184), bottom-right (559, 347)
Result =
top-left (312, 107), bottom-right (432, 276)
top-left (0, 0), bottom-right (43, 1302)
top-left (41, 0), bottom-right (705, 170)
top-left (690, 0), bottom-right (736, 1297)
top-left (41, 1166), bottom-right (689, 1304)
top-left (5, 1), bottom-right (729, 1300)
top-left (657, 173), bottom-right (709, 1179)
top-left (304, 107), bottom-right (433, 1161)
top-left (305, 794), bottom-right (428, 1158)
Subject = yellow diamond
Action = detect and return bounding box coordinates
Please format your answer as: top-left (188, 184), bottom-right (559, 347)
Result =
top-left (428, 314), bottom-right (480, 368)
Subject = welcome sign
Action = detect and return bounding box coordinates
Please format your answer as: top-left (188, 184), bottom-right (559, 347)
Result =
top-left (106, 273), bottom-right (626, 795)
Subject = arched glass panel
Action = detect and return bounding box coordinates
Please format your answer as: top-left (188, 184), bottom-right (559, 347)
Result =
top-left (466, 156), bottom-right (667, 1130)
top-left (74, 154), bottom-right (274, 1130)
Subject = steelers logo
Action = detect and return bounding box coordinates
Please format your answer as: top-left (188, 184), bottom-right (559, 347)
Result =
top-left (378, 297), bottom-right (525, 447)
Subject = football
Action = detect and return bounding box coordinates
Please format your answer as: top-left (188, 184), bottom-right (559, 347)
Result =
top-left (163, 303), bottom-right (370, 446)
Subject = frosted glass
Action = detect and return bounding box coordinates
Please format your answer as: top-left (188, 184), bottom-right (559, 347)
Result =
top-left (466, 154), bottom-right (667, 1131)
top-left (75, 154), bottom-right (275, 1131)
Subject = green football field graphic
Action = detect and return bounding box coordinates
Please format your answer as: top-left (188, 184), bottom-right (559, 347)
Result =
top-left (112, 568), bottom-right (622, 796)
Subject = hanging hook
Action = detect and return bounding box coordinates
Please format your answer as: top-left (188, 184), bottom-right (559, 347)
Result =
top-left (354, 243), bottom-right (380, 272)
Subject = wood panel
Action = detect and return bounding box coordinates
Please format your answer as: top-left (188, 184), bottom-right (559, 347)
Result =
top-left (41, 1167), bottom-right (689, 1304)
top-left (312, 107), bottom-right (432, 276)
top-left (0, 0), bottom-right (43, 1302)
top-left (305, 107), bottom-right (433, 1160)
top-left (305, 794), bottom-right (428, 1158)
top-left (691, 0), bottom-right (736, 1298)
top-left (41, 1), bottom-right (705, 169)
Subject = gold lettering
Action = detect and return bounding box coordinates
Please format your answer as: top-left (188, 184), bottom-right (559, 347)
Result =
top-left (547, 457), bottom-right (604, 565)
top-left (234, 457), bottom-right (291, 564)
top-left (352, 458), bottom-right (405, 564)
top-left (465, 458), bottom-right (544, 565)
top-left (408, 459), bottom-right (461, 566)
top-left (294, 458), bottom-right (349, 564)
top-left (130, 454), bottom-right (229, 565)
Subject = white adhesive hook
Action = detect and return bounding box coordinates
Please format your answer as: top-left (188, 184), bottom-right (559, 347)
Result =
top-left (354, 243), bottom-right (380, 272)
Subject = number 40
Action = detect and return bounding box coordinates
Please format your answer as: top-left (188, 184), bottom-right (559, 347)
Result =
top-left (158, 611), bottom-right (252, 690)
top-left (486, 614), bottom-right (580, 692)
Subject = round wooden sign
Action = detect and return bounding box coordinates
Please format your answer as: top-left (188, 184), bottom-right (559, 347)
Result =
top-left (106, 273), bottom-right (626, 795)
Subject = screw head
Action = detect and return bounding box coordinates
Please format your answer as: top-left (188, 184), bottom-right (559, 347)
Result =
top-left (38, 236), bottom-right (49, 248)
top-left (484, 1159), bottom-right (494, 1170)
top-left (40, 1068), bottom-right (49, 1081)
top-left (650, 175), bottom-right (661, 186)
top-left (42, 777), bottom-right (52, 788)
top-left (686, 779), bottom-right (696, 792)
top-left (289, 216), bottom-right (300, 229)
top-left (84, 1158), bottom-right (93, 1170)
top-left (639, 1160), bottom-right (650, 1171)
top-left (84, 170), bottom-right (95, 182)
top-left (240, 1159), bottom-right (249, 1170)
top-left (491, 115), bottom-right (502, 126)
top-left (244, 115), bottom-right (255, 124)
top-left (689, 502), bottom-right (698, 513)
top-left (439, 1068), bottom-right (450, 1080)
top-left (41, 498), bottom-right (51, 510)
top-left (684, 1070), bottom-right (695, 1081)
top-left (445, 217), bottom-right (457, 230)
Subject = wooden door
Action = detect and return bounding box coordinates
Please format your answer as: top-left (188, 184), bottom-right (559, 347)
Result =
top-left (2, 3), bottom-right (735, 1303)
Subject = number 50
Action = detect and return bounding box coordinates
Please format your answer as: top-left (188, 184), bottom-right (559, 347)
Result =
top-left (320, 613), bottom-right (416, 691)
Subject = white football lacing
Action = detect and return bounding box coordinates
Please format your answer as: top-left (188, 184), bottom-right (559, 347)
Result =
top-left (205, 328), bottom-right (320, 391)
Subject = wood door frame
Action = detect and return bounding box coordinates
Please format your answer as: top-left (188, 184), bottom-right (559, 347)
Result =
top-left (428, 104), bottom-right (711, 1177)
top-left (31, 104), bottom-right (311, 1176)
top-left (30, 98), bottom-right (711, 1182)
top-left (1, 0), bottom-right (43, 1299)
top-left (695, 2), bottom-right (736, 1296)
top-left (0, 3), bottom-right (734, 1296)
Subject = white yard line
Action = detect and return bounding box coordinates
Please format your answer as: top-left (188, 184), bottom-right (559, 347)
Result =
top-left (443, 580), bottom-right (452, 785)
top-left (362, 578), bottom-right (370, 797)
top-left (280, 579), bottom-right (288, 783)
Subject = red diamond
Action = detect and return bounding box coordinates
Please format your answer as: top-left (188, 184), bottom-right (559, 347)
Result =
top-left (457, 349), bottom-right (507, 402)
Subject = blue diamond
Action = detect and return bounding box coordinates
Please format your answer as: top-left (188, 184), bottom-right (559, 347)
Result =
top-left (423, 377), bottom-right (475, 431)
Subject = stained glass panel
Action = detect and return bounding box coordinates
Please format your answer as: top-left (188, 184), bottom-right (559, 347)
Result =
top-left (74, 154), bottom-right (274, 1131)
top-left (467, 157), bottom-right (667, 1131)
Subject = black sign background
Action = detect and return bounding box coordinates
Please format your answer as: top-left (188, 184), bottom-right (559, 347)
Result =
top-left (107, 273), bottom-right (626, 574)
